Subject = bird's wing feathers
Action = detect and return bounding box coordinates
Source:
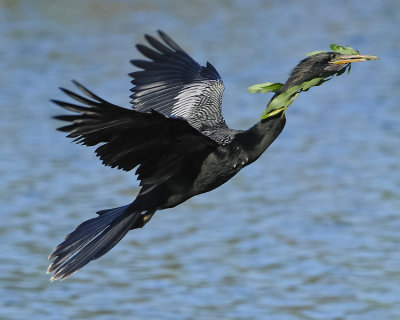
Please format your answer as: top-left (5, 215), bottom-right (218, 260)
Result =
top-left (53, 81), bottom-right (219, 187)
top-left (130, 30), bottom-right (227, 131)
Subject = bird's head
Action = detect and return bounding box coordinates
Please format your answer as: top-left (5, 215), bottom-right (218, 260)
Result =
top-left (282, 52), bottom-right (379, 91)
top-left (248, 45), bottom-right (379, 120)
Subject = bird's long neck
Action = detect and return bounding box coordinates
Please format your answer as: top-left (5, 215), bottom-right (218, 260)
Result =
top-left (235, 113), bottom-right (286, 164)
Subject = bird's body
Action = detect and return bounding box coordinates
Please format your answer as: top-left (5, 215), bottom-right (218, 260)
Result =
top-left (48, 31), bottom-right (377, 281)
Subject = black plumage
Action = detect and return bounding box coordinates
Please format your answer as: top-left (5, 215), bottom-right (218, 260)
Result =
top-left (48, 31), bottom-right (376, 281)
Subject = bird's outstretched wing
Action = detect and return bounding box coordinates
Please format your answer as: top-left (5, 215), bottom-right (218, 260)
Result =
top-left (52, 81), bottom-right (219, 189)
top-left (130, 30), bottom-right (227, 132)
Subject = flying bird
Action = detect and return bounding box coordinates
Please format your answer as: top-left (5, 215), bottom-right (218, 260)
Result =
top-left (48, 31), bottom-right (378, 281)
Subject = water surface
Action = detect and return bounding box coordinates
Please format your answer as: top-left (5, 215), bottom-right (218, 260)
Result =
top-left (1, 1), bottom-right (400, 319)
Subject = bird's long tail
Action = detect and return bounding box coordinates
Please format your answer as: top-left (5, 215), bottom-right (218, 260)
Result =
top-left (47, 205), bottom-right (147, 281)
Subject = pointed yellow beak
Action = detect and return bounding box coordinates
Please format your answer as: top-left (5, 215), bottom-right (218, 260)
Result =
top-left (330, 54), bottom-right (380, 64)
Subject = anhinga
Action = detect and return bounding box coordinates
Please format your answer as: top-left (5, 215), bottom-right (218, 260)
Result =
top-left (48, 31), bottom-right (378, 281)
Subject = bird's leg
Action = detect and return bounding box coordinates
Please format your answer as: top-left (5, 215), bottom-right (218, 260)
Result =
top-left (130, 210), bottom-right (156, 230)
top-left (142, 211), bottom-right (155, 225)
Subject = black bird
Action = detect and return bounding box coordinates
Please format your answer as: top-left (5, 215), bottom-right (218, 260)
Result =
top-left (48, 31), bottom-right (377, 280)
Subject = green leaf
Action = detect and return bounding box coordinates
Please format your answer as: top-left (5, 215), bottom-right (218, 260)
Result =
top-left (329, 44), bottom-right (359, 55)
top-left (248, 82), bottom-right (283, 94)
top-left (260, 106), bottom-right (286, 120)
top-left (265, 77), bottom-right (325, 113)
top-left (329, 44), bottom-right (344, 52)
top-left (306, 44), bottom-right (360, 57)
top-left (260, 77), bottom-right (328, 120)
top-left (306, 50), bottom-right (326, 56)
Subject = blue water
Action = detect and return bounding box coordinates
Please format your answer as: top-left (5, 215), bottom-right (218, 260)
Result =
top-left (1, 1), bottom-right (400, 319)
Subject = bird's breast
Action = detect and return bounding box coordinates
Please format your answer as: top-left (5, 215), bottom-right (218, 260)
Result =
top-left (191, 143), bottom-right (249, 194)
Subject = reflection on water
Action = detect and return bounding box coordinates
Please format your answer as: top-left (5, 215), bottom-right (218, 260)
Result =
top-left (1, 1), bottom-right (400, 319)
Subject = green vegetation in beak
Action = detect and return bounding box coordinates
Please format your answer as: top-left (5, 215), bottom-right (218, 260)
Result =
top-left (249, 44), bottom-right (379, 120)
